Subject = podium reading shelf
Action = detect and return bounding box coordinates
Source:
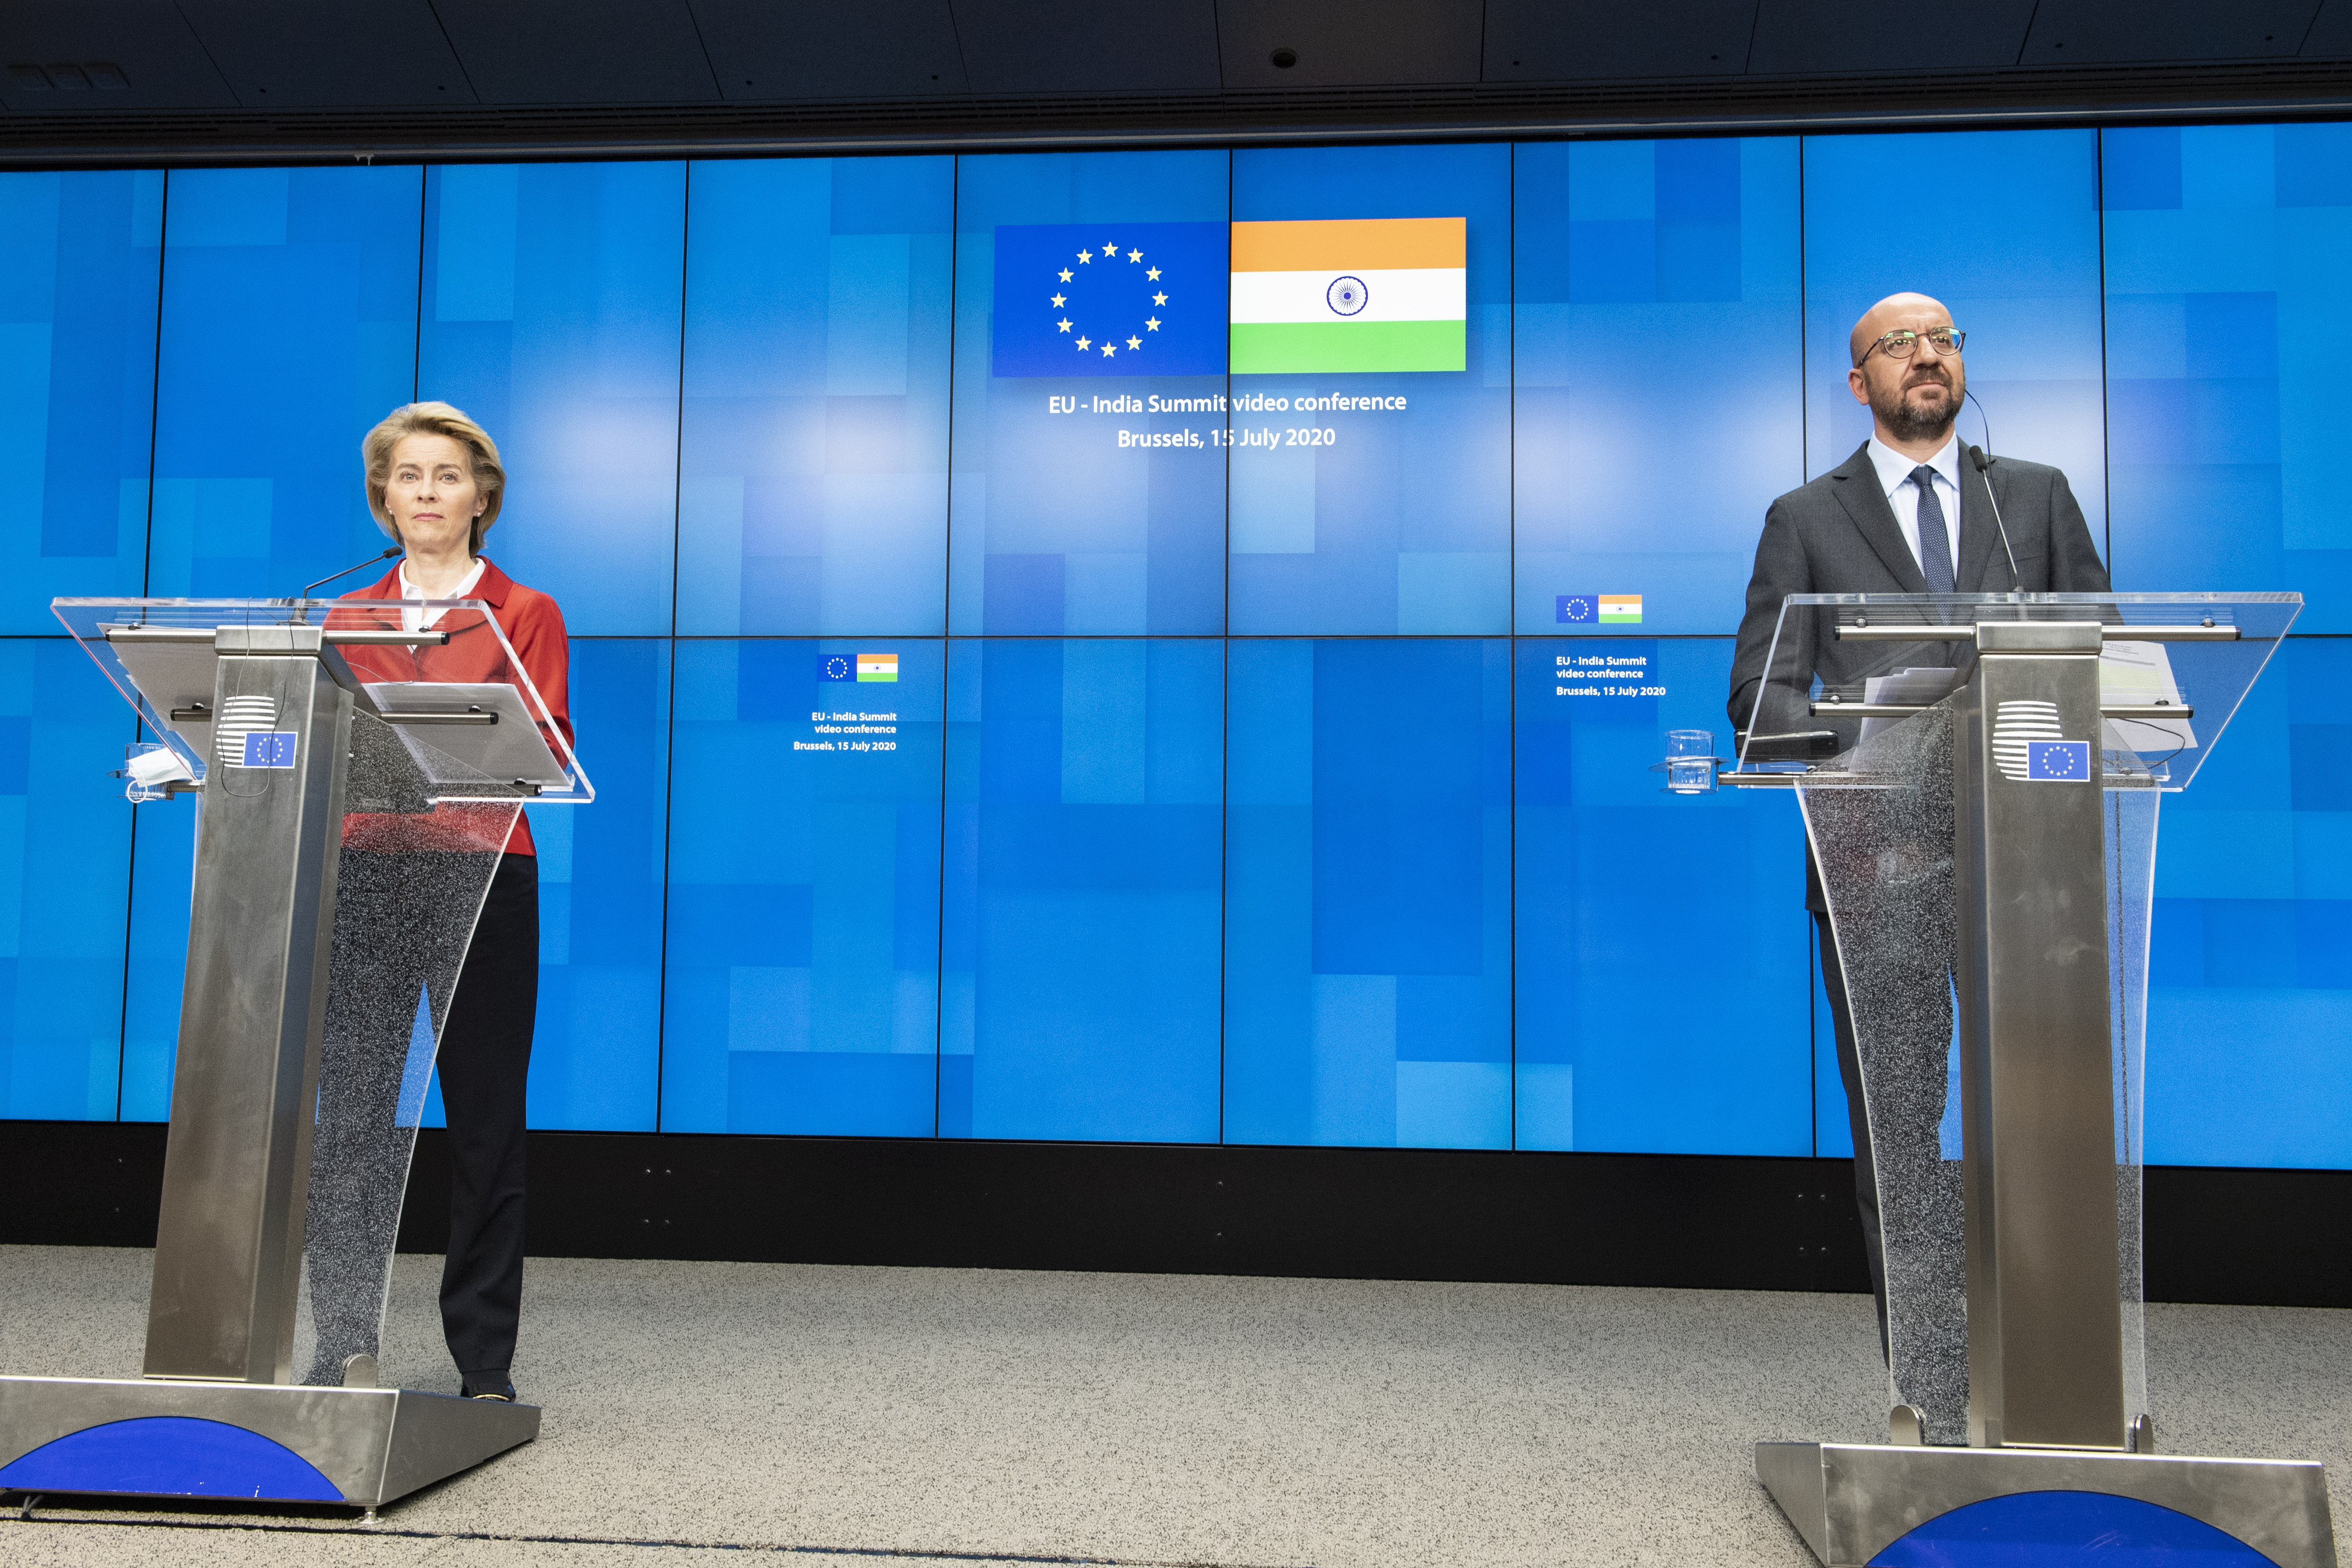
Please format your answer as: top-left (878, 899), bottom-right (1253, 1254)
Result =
top-left (0, 596), bottom-right (591, 1512)
top-left (1725, 592), bottom-right (2335, 1567)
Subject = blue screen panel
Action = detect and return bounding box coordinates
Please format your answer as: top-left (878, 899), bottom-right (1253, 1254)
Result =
top-left (1229, 145), bottom-right (1512, 635)
top-left (514, 637), bottom-right (667, 1131)
top-left (661, 637), bottom-right (943, 1137)
top-left (2147, 636), bottom-right (2352, 1167)
top-left (1225, 638), bottom-right (1510, 1148)
top-left (949, 153), bottom-right (1230, 636)
top-left (0, 171), bottom-right (162, 631)
top-left (1803, 131), bottom-right (2108, 543)
top-left (0, 642), bottom-right (134, 1119)
top-left (1812, 921), bottom-right (1854, 1158)
top-left (1514, 140), bottom-right (1803, 637)
top-left (134, 642), bottom-right (673, 1132)
top-left (2103, 124), bottom-right (2352, 628)
top-left (1513, 638), bottom-right (1810, 1153)
top-left (120, 779), bottom-right (195, 1123)
top-left (941, 638), bottom-right (1221, 1141)
top-left (677, 157), bottom-right (953, 638)
top-left (148, 167), bottom-right (423, 599)
top-left (419, 162), bottom-right (684, 636)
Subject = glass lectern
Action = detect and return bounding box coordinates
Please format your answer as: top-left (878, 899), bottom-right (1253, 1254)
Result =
top-left (1726, 594), bottom-right (2335, 1567)
top-left (0, 596), bottom-right (591, 1511)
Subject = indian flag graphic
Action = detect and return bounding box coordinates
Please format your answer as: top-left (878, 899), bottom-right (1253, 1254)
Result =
top-left (1599, 595), bottom-right (1642, 624)
top-left (856, 653), bottom-right (899, 682)
top-left (1229, 218), bottom-right (1466, 374)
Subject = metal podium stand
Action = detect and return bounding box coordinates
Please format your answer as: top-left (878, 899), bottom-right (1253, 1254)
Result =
top-left (1723, 592), bottom-right (2335, 1567)
top-left (0, 596), bottom-right (592, 1511)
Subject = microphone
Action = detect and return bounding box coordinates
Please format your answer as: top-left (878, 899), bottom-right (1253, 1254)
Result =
top-left (289, 546), bottom-right (402, 621)
top-left (1967, 445), bottom-right (2023, 592)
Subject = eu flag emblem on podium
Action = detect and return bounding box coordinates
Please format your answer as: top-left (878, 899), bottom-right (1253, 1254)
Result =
top-left (991, 223), bottom-right (1227, 377)
top-left (2027, 740), bottom-right (2091, 780)
top-left (241, 731), bottom-right (297, 768)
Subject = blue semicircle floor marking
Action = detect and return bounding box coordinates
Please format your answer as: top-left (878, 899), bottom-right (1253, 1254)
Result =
top-left (0, 1415), bottom-right (344, 1502)
top-left (1870, 1490), bottom-right (2278, 1566)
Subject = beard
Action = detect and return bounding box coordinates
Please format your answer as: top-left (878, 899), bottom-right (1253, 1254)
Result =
top-left (1873, 370), bottom-right (1963, 442)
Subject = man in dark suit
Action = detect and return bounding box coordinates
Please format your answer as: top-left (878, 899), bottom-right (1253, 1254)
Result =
top-left (1727, 292), bottom-right (2111, 1360)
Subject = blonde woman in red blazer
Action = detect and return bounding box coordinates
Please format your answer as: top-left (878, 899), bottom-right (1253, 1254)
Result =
top-left (304, 401), bottom-right (570, 1403)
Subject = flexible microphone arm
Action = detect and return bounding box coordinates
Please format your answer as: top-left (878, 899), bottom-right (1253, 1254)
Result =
top-left (1967, 444), bottom-right (2023, 593)
top-left (1965, 385), bottom-right (1995, 457)
top-left (1961, 387), bottom-right (2021, 592)
top-left (289, 545), bottom-right (403, 621)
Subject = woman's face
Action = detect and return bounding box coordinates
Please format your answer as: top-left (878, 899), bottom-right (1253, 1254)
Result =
top-left (382, 433), bottom-right (485, 555)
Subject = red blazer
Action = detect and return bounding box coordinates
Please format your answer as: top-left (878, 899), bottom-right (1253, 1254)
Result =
top-left (330, 559), bottom-right (573, 857)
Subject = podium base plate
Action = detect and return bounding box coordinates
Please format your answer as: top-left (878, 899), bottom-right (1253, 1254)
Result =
top-left (0, 1375), bottom-right (538, 1509)
top-left (1757, 1440), bottom-right (2337, 1567)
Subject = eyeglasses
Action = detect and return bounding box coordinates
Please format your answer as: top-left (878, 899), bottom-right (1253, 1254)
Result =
top-left (1860, 327), bottom-right (1966, 364)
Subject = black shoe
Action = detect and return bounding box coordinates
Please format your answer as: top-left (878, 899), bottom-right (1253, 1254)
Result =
top-left (461, 1378), bottom-right (516, 1402)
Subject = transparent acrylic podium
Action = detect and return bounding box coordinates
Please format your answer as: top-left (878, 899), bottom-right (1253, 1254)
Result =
top-left (0, 596), bottom-right (590, 1511)
top-left (1727, 594), bottom-right (2336, 1567)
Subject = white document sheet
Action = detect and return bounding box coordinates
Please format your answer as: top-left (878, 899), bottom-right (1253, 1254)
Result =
top-left (1860, 666), bottom-right (1962, 743)
top-left (2100, 641), bottom-right (2198, 756)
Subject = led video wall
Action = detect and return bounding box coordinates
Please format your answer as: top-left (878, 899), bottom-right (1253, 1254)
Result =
top-left (3, 124), bottom-right (2347, 1168)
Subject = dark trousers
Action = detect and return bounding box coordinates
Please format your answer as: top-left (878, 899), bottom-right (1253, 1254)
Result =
top-left (306, 849), bottom-right (538, 1388)
top-left (1816, 907), bottom-right (1889, 1361)
top-left (438, 851), bottom-right (539, 1383)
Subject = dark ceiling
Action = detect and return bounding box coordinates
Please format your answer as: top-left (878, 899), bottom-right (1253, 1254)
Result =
top-left (3, 0), bottom-right (2350, 165)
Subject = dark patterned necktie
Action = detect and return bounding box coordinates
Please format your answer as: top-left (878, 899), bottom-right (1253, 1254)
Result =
top-left (1911, 466), bottom-right (1955, 593)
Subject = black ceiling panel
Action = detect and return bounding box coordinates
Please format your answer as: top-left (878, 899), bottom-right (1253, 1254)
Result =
top-left (4, 0), bottom-right (2352, 162)
top-left (176, 0), bottom-right (477, 109)
top-left (0, 0), bottom-right (238, 113)
top-left (1216, 0), bottom-right (1480, 90)
top-left (947, 0), bottom-right (1220, 95)
top-left (2303, 0), bottom-right (2352, 54)
top-left (1747, 0), bottom-right (2038, 75)
top-left (2020, 0), bottom-right (2322, 64)
top-left (1484, 0), bottom-right (1755, 81)
top-left (431, 0), bottom-right (721, 105)
top-left (689, 0), bottom-right (969, 100)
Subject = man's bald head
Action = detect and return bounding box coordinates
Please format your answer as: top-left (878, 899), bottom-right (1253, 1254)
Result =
top-left (1845, 291), bottom-right (1966, 454)
top-left (1850, 293), bottom-right (1952, 366)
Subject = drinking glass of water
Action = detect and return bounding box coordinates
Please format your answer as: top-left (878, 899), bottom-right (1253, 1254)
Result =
top-left (1663, 728), bottom-right (1717, 795)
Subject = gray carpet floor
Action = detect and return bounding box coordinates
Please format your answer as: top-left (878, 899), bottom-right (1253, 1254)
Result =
top-left (1, 1245), bottom-right (2345, 1567)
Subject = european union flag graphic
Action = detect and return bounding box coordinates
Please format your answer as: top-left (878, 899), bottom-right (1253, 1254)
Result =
top-left (1557, 595), bottom-right (1597, 624)
top-left (991, 222), bottom-right (1228, 377)
top-left (241, 731), bottom-right (297, 768)
top-left (2027, 740), bottom-right (2091, 780)
top-left (819, 655), bottom-right (855, 682)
